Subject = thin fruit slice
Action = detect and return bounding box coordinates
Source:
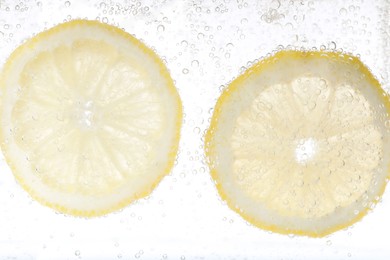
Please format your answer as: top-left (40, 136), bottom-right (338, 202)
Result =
top-left (0, 20), bottom-right (182, 217)
top-left (205, 50), bottom-right (390, 237)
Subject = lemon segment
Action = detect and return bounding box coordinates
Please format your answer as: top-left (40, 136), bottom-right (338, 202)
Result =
top-left (0, 20), bottom-right (182, 217)
top-left (206, 51), bottom-right (390, 237)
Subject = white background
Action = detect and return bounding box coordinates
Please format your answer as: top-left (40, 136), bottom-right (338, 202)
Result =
top-left (0, 0), bottom-right (389, 259)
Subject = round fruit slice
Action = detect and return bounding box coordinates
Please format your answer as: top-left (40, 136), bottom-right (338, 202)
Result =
top-left (0, 20), bottom-right (182, 217)
top-left (205, 50), bottom-right (390, 237)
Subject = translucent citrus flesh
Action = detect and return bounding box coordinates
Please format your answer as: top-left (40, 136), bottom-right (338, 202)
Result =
top-left (205, 51), bottom-right (390, 237)
top-left (0, 20), bottom-right (182, 217)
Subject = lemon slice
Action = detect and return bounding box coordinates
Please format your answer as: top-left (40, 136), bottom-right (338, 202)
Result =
top-left (0, 20), bottom-right (182, 217)
top-left (205, 50), bottom-right (390, 237)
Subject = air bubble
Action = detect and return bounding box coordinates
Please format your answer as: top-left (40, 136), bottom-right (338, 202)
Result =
top-left (75, 250), bottom-right (81, 256)
top-left (319, 79), bottom-right (328, 90)
top-left (271, 0), bottom-right (281, 9)
top-left (285, 22), bottom-right (294, 30)
top-left (197, 33), bottom-right (204, 39)
top-left (182, 68), bottom-right (189, 74)
top-left (241, 18), bottom-right (248, 24)
top-left (226, 42), bottom-right (234, 48)
top-left (157, 25), bottom-right (165, 32)
top-left (384, 120), bottom-right (390, 129)
top-left (328, 41), bottom-right (336, 50)
top-left (64, 1), bottom-right (71, 7)
top-left (339, 8), bottom-right (347, 15)
top-left (191, 60), bottom-right (199, 67)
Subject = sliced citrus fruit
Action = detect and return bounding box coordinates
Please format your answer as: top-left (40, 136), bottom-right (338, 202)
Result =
top-left (205, 50), bottom-right (390, 237)
top-left (0, 20), bottom-right (182, 217)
